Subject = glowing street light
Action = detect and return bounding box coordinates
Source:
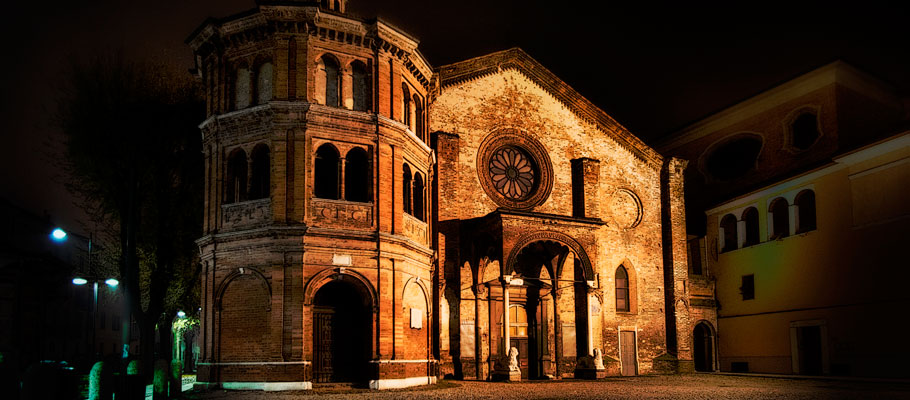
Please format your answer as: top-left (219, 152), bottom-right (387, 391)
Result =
top-left (73, 276), bottom-right (119, 359)
top-left (51, 228), bottom-right (68, 242)
top-left (177, 310), bottom-right (186, 318)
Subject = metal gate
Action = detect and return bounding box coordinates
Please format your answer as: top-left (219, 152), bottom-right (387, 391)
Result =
top-left (314, 310), bottom-right (334, 383)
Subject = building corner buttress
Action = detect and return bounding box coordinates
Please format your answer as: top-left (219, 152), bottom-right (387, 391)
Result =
top-left (661, 156), bottom-right (694, 373)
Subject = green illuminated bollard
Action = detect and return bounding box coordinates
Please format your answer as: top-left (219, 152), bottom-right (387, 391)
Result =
top-left (126, 359), bottom-right (144, 400)
top-left (169, 360), bottom-right (183, 397)
top-left (153, 359), bottom-right (168, 400)
top-left (88, 361), bottom-right (113, 400)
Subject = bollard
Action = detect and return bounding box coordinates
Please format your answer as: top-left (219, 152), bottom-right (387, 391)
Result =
top-left (169, 360), bottom-right (183, 397)
top-left (125, 359), bottom-right (145, 400)
top-left (88, 361), bottom-right (113, 400)
top-left (153, 359), bottom-right (168, 400)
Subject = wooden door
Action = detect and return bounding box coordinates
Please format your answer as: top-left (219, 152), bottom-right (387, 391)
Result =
top-left (620, 331), bottom-right (637, 376)
top-left (510, 338), bottom-right (529, 379)
top-left (694, 323), bottom-right (714, 372)
top-left (314, 310), bottom-right (334, 383)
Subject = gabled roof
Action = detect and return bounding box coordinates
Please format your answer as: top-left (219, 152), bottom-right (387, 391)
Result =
top-left (436, 48), bottom-right (664, 168)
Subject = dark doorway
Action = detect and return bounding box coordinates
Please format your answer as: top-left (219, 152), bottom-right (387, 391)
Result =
top-left (510, 337), bottom-right (529, 379)
top-left (313, 280), bottom-right (370, 383)
top-left (507, 304), bottom-right (532, 379)
top-left (508, 240), bottom-right (563, 379)
top-left (620, 331), bottom-right (637, 376)
top-left (798, 326), bottom-right (823, 375)
top-left (693, 322), bottom-right (714, 372)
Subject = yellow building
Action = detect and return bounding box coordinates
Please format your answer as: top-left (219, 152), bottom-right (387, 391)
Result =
top-left (659, 61), bottom-right (909, 377)
top-left (706, 132), bottom-right (909, 377)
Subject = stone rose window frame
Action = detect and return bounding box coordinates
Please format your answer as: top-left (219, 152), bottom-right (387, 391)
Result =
top-left (489, 146), bottom-right (536, 200)
top-left (477, 129), bottom-right (554, 210)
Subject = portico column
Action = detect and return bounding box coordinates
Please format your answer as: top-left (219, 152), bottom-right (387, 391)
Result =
top-left (789, 204), bottom-right (799, 235)
top-left (502, 275), bottom-right (511, 354)
top-left (586, 284), bottom-right (594, 356)
top-left (339, 158), bottom-right (347, 200)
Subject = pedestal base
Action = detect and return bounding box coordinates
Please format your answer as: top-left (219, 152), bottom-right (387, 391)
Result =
top-left (491, 369), bottom-right (521, 382)
top-left (573, 368), bottom-right (607, 380)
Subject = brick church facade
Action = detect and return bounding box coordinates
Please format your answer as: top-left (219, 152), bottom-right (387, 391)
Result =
top-left (189, 0), bottom-right (694, 390)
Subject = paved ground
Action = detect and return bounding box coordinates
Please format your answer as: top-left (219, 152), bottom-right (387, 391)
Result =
top-left (185, 374), bottom-right (910, 399)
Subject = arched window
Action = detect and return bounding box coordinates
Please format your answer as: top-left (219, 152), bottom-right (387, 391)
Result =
top-left (508, 305), bottom-right (528, 337)
top-left (402, 163), bottom-right (412, 215)
top-left (256, 62), bottom-right (273, 105)
top-left (742, 207), bottom-right (760, 247)
top-left (412, 172), bottom-right (425, 221)
top-left (318, 55), bottom-right (341, 107)
top-left (413, 94), bottom-right (424, 141)
top-left (703, 134), bottom-right (762, 181)
top-left (615, 265), bottom-right (630, 312)
top-left (344, 147), bottom-right (370, 203)
top-left (234, 67), bottom-right (251, 110)
top-left (249, 144), bottom-right (270, 200)
top-left (795, 190), bottom-right (816, 233)
top-left (314, 144), bottom-right (340, 199)
top-left (719, 214), bottom-right (738, 252)
top-left (225, 148), bottom-right (248, 204)
top-left (769, 197), bottom-right (790, 239)
top-left (401, 83), bottom-right (411, 128)
top-left (351, 61), bottom-right (370, 112)
top-left (791, 113), bottom-right (819, 151)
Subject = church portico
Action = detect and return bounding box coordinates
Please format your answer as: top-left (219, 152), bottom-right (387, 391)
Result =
top-left (448, 209), bottom-right (607, 380)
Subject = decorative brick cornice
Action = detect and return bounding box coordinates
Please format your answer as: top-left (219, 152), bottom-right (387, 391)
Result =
top-left (187, 5), bottom-right (432, 88)
top-left (437, 48), bottom-right (664, 169)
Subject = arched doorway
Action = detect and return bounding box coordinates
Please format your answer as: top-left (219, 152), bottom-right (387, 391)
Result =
top-left (693, 321), bottom-right (715, 372)
top-left (313, 280), bottom-right (371, 383)
top-left (502, 239), bottom-right (589, 379)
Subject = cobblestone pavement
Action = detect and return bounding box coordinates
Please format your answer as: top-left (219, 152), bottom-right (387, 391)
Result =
top-left (185, 374), bottom-right (910, 399)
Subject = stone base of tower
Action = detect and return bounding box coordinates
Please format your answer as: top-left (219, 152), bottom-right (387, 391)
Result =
top-left (195, 361), bottom-right (440, 391)
top-left (194, 362), bottom-right (313, 391)
top-left (368, 360), bottom-right (440, 389)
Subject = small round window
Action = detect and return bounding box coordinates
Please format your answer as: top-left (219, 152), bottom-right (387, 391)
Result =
top-left (702, 134), bottom-right (762, 181)
top-left (489, 146), bottom-right (537, 200)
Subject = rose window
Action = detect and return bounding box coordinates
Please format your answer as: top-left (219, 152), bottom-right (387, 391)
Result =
top-left (489, 147), bottom-right (537, 200)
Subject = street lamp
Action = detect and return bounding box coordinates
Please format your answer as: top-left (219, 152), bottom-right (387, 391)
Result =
top-left (51, 227), bottom-right (68, 242)
top-left (53, 226), bottom-right (121, 360)
top-left (73, 276), bottom-right (119, 359)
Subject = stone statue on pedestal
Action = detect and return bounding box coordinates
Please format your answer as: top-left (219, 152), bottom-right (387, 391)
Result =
top-left (508, 346), bottom-right (519, 371)
top-left (593, 348), bottom-right (605, 370)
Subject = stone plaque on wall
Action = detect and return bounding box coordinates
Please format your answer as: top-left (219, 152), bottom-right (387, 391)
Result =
top-left (410, 308), bottom-right (423, 329)
top-left (460, 322), bottom-right (475, 357)
top-left (562, 324), bottom-right (576, 357)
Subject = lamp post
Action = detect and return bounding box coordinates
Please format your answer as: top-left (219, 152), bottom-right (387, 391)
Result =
top-left (72, 277), bottom-right (119, 359)
top-left (53, 227), bottom-right (119, 360)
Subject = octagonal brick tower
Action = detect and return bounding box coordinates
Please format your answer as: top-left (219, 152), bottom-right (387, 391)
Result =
top-left (188, 0), bottom-right (436, 390)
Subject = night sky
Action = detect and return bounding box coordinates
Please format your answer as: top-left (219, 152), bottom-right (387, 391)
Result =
top-left (2, 0), bottom-right (907, 235)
